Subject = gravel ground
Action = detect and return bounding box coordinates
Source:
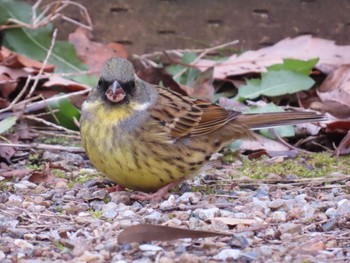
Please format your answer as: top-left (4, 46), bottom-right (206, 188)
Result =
top-left (1, 150), bottom-right (350, 263)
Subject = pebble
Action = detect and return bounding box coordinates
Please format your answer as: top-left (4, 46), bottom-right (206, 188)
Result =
top-left (139, 244), bottom-right (163, 252)
top-left (214, 249), bottom-right (241, 260)
top-left (159, 195), bottom-right (177, 210)
top-left (325, 207), bottom-right (338, 219)
top-left (278, 223), bottom-right (302, 234)
top-left (110, 191), bottom-right (131, 204)
top-left (102, 202), bottom-right (118, 219)
top-left (337, 199), bottom-right (350, 215)
top-left (144, 211), bottom-right (164, 224)
top-left (193, 207), bottom-right (220, 220)
top-left (7, 194), bottom-right (23, 205)
top-left (268, 199), bottom-right (285, 210)
top-left (271, 211), bottom-right (287, 222)
top-left (14, 239), bottom-right (34, 251)
top-left (322, 218), bottom-right (337, 231)
top-left (177, 192), bottom-right (201, 204)
top-left (0, 251), bottom-right (4, 261)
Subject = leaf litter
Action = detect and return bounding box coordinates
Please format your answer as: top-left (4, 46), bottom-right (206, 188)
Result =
top-left (0, 0), bottom-right (350, 262)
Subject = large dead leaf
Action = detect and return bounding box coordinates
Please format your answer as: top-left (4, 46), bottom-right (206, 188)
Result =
top-left (312, 64), bottom-right (350, 119)
top-left (118, 224), bottom-right (230, 243)
top-left (69, 28), bottom-right (128, 74)
top-left (195, 35), bottom-right (350, 78)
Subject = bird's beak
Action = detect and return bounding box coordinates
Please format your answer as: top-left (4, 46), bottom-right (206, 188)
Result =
top-left (105, 80), bottom-right (126, 103)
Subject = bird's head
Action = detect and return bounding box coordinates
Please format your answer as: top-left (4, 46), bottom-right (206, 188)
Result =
top-left (96, 57), bottom-right (137, 104)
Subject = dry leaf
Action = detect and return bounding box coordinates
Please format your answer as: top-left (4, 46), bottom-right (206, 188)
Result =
top-left (137, 67), bottom-right (187, 96)
top-left (240, 134), bottom-right (290, 152)
top-left (118, 224), bottom-right (230, 243)
top-left (195, 35), bottom-right (350, 78)
top-left (314, 64), bottom-right (350, 118)
top-left (336, 130), bottom-right (350, 156)
top-left (69, 27), bottom-right (128, 74)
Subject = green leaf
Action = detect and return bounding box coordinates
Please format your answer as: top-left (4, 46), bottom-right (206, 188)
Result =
top-left (245, 103), bottom-right (295, 138)
top-left (0, 0), bottom-right (96, 86)
top-left (268, 58), bottom-right (319, 75)
top-left (48, 96), bottom-right (80, 131)
top-left (0, 116), bottom-right (17, 134)
top-left (237, 70), bottom-right (315, 101)
top-left (166, 52), bottom-right (200, 86)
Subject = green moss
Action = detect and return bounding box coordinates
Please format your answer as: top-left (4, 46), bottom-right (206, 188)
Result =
top-left (234, 152), bottom-right (350, 179)
top-left (88, 209), bottom-right (103, 219)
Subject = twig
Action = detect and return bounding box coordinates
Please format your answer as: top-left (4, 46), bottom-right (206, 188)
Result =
top-left (27, 29), bottom-right (57, 98)
top-left (0, 89), bottom-right (90, 121)
top-left (33, 130), bottom-right (80, 139)
top-left (270, 128), bottom-right (311, 154)
top-left (136, 40), bottom-right (239, 60)
top-left (173, 40), bottom-right (239, 80)
top-left (0, 142), bottom-right (84, 153)
top-left (24, 115), bottom-right (80, 135)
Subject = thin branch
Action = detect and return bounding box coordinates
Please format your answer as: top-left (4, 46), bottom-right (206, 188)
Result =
top-left (24, 115), bottom-right (80, 135)
top-left (0, 142), bottom-right (84, 153)
top-left (27, 29), bottom-right (57, 98)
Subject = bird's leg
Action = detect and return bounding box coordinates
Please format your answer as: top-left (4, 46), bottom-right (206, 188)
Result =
top-left (130, 178), bottom-right (186, 202)
top-left (105, 185), bottom-right (126, 193)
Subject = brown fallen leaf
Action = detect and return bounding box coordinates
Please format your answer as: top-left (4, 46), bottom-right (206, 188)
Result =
top-left (195, 35), bottom-right (350, 78)
top-left (183, 67), bottom-right (215, 101)
top-left (336, 130), bottom-right (350, 156)
top-left (313, 64), bottom-right (350, 119)
top-left (137, 67), bottom-right (187, 96)
top-left (0, 47), bottom-right (55, 71)
top-left (69, 27), bottom-right (128, 74)
top-left (118, 224), bottom-right (230, 243)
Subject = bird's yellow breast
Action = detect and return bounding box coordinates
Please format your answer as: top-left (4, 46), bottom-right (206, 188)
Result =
top-left (80, 100), bottom-right (206, 192)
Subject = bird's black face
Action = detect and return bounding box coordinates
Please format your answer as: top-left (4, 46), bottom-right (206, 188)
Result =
top-left (97, 77), bottom-right (136, 105)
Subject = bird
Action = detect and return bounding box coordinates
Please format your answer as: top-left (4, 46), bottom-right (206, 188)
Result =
top-left (80, 57), bottom-right (326, 200)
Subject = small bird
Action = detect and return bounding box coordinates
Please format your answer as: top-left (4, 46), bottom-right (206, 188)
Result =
top-left (80, 57), bottom-right (325, 200)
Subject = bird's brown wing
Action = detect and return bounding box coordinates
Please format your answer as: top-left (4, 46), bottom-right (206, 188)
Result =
top-left (149, 87), bottom-right (241, 139)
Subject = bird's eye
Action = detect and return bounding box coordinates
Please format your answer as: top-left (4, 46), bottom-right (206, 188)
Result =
top-left (98, 79), bottom-right (103, 86)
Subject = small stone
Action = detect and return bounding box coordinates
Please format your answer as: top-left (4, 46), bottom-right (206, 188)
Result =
top-left (7, 194), bottom-right (23, 205)
top-left (271, 211), bottom-right (287, 222)
top-left (193, 207), bottom-right (220, 220)
top-left (325, 239), bottom-right (337, 249)
top-left (295, 194), bottom-right (307, 203)
top-left (0, 251), bottom-right (5, 261)
top-left (102, 202), bottom-right (118, 219)
top-left (259, 245), bottom-right (273, 256)
top-left (278, 223), bottom-right (302, 234)
top-left (121, 210), bottom-right (137, 219)
top-left (21, 180), bottom-right (37, 189)
top-left (139, 244), bottom-right (163, 252)
top-left (177, 192), bottom-right (201, 204)
top-left (42, 151), bottom-right (60, 161)
top-left (14, 182), bottom-right (29, 190)
top-left (337, 199), bottom-right (350, 215)
top-left (14, 239), bottom-right (34, 251)
top-left (144, 211), bottom-right (164, 224)
top-left (159, 195), bottom-right (177, 210)
top-left (110, 191), bottom-right (131, 204)
top-left (322, 218), bottom-right (337, 231)
top-left (325, 207), bottom-right (338, 219)
top-left (7, 227), bottom-right (28, 238)
top-left (268, 199), bottom-right (285, 210)
top-left (214, 249), bottom-right (241, 260)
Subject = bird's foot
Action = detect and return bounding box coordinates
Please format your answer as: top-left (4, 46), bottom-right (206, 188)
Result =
top-left (104, 185), bottom-right (126, 193)
top-left (130, 179), bottom-right (185, 202)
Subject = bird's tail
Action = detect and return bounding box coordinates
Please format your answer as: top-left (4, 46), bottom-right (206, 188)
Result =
top-left (236, 111), bottom-right (327, 131)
